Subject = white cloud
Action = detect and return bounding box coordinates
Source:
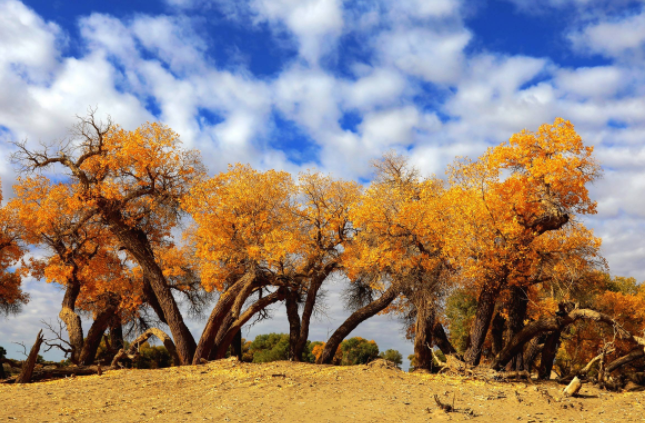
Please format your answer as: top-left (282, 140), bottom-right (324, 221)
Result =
top-left (568, 10), bottom-right (645, 60)
top-left (376, 27), bottom-right (471, 85)
top-left (554, 66), bottom-right (630, 99)
top-left (255, 0), bottom-right (344, 65)
top-left (0, 0), bottom-right (62, 82)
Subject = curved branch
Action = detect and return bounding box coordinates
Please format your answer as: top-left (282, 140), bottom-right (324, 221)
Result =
top-left (111, 328), bottom-right (180, 369)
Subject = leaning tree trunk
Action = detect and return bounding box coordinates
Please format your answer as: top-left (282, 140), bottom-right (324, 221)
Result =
top-left (464, 286), bottom-right (499, 366)
top-left (79, 306), bottom-right (117, 365)
top-left (413, 296), bottom-right (435, 371)
top-left (318, 284), bottom-right (399, 364)
top-left (106, 218), bottom-right (196, 365)
top-left (285, 290), bottom-right (302, 361)
top-left (193, 272), bottom-right (256, 364)
top-left (504, 286), bottom-right (528, 371)
top-left (432, 322), bottom-right (460, 358)
top-left (213, 290), bottom-right (285, 359)
top-left (16, 330), bottom-right (44, 384)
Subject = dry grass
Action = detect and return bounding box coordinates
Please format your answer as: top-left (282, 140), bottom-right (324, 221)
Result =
top-left (1, 358), bottom-right (643, 422)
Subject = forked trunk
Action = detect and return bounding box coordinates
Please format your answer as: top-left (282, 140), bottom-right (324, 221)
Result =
top-left (193, 272), bottom-right (256, 364)
top-left (79, 306), bottom-right (117, 365)
top-left (213, 290), bottom-right (285, 359)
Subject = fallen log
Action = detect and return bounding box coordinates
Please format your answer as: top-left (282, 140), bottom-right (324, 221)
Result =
top-left (2, 366), bottom-right (100, 384)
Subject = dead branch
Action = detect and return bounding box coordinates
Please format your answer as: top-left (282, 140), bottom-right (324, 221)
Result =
top-left (111, 328), bottom-right (180, 369)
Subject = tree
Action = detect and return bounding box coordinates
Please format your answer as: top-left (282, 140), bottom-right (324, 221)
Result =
top-left (379, 349), bottom-right (403, 368)
top-left (0, 181), bottom-right (28, 316)
top-left (284, 172), bottom-right (359, 361)
top-left (446, 118), bottom-right (601, 365)
top-left (10, 176), bottom-right (145, 364)
top-left (12, 112), bottom-right (204, 364)
top-left (319, 153), bottom-right (450, 369)
top-left (184, 165), bottom-right (298, 363)
top-left (339, 337), bottom-right (379, 365)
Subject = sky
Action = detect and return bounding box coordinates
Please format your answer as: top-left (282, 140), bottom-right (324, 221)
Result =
top-left (1, 0), bottom-right (645, 369)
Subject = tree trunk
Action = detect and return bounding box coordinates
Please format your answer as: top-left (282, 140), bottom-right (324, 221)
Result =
top-left (413, 297), bottom-right (435, 371)
top-left (193, 272), bottom-right (256, 364)
top-left (106, 219), bottom-right (195, 364)
top-left (295, 274), bottom-right (327, 362)
top-left (464, 286), bottom-right (498, 366)
top-left (16, 330), bottom-right (44, 384)
top-left (230, 330), bottom-right (242, 360)
top-left (538, 330), bottom-right (561, 379)
top-left (285, 290), bottom-right (302, 361)
top-left (110, 318), bottom-right (124, 351)
top-left (491, 312), bottom-right (505, 356)
top-left (210, 310), bottom-right (235, 360)
top-left (504, 286), bottom-right (528, 371)
top-left (142, 278), bottom-right (167, 324)
top-left (79, 306), bottom-right (116, 365)
top-left (523, 335), bottom-right (543, 373)
top-left (59, 278), bottom-right (84, 364)
top-left (318, 284), bottom-right (399, 364)
top-left (213, 290), bottom-right (285, 359)
top-left (432, 322), bottom-right (460, 358)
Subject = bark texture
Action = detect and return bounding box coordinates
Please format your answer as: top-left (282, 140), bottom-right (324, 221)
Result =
top-left (413, 297), bottom-right (435, 370)
top-left (105, 217), bottom-right (195, 364)
top-left (464, 286), bottom-right (498, 365)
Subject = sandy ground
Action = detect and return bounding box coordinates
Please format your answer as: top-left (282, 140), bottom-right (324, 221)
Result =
top-left (0, 359), bottom-right (643, 422)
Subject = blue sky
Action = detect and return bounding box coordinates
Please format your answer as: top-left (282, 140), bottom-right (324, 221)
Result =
top-left (1, 0), bottom-right (645, 367)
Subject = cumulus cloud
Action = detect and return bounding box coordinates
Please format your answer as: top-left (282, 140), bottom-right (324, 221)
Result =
top-left (568, 9), bottom-right (645, 60)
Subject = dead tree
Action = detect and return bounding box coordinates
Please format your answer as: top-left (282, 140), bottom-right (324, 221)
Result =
top-left (16, 330), bottom-right (44, 384)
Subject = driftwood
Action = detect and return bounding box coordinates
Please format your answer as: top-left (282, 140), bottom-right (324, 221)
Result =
top-left (16, 330), bottom-right (44, 383)
top-left (111, 328), bottom-right (180, 369)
